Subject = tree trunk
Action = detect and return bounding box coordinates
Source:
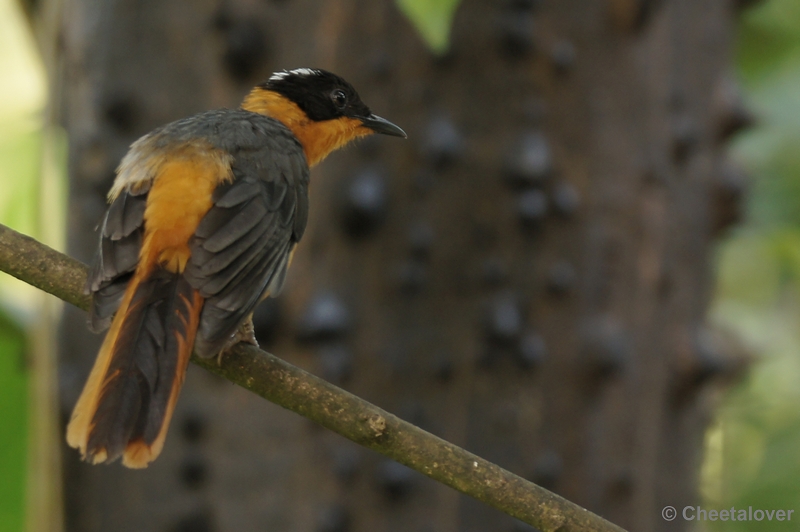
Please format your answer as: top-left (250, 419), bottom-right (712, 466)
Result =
top-left (22, 0), bottom-right (744, 530)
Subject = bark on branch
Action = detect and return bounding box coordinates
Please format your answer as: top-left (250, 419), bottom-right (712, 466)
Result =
top-left (0, 222), bottom-right (626, 532)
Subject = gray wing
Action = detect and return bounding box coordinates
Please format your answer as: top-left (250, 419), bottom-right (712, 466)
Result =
top-left (86, 186), bottom-right (149, 332)
top-left (185, 119), bottom-right (309, 358)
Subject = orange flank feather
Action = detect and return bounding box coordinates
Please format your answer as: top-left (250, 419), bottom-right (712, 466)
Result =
top-left (241, 88), bottom-right (372, 167)
top-left (143, 157), bottom-right (221, 272)
top-left (67, 155), bottom-right (228, 467)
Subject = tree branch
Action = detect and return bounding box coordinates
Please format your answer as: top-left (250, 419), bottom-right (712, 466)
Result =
top-left (0, 222), bottom-right (626, 532)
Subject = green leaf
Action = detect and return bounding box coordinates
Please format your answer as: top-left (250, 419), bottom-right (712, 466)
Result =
top-left (395, 0), bottom-right (462, 54)
top-left (0, 308), bottom-right (26, 532)
top-left (737, 0), bottom-right (800, 85)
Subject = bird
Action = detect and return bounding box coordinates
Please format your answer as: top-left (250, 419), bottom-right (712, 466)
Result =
top-left (66, 68), bottom-right (406, 468)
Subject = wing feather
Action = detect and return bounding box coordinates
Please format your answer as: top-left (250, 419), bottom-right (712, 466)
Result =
top-left (187, 160), bottom-right (306, 358)
top-left (194, 215), bottom-right (273, 277)
top-left (86, 192), bottom-right (148, 332)
top-left (200, 197), bottom-right (268, 253)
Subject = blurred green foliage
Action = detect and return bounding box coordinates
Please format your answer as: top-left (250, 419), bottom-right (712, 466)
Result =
top-left (705, 0), bottom-right (800, 529)
top-left (0, 0), bottom-right (47, 530)
top-left (395, 0), bottom-right (461, 53)
top-left (0, 129), bottom-right (39, 532)
top-left (0, 315), bottom-right (27, 532)
top-left (737, 0), bottom-right (800, 86)
top-left (0, 129), bottom-right (41, 240)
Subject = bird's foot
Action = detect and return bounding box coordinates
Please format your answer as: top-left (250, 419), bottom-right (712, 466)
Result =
top-left (216, 318), bottom-right (259, 366)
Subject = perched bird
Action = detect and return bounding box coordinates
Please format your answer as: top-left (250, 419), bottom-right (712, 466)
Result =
top-left (66, 68), bottom-right (405, 468)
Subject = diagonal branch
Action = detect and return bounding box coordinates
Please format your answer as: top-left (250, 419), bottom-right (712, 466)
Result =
top-left (0, 222), bottom-right (626, 532)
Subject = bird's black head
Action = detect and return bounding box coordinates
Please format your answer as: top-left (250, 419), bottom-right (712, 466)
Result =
top-left (264, 69), bottom-right (366, 122)
top-left (261, 68), bottom-right (406, 137)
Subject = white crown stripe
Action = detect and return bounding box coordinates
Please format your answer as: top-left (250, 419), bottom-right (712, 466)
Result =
top-left (268, 68), bottom-right (322, 82)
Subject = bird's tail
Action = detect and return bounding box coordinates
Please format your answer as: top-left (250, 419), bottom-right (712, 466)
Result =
top-left (66, 264), bottom-right (203, 468)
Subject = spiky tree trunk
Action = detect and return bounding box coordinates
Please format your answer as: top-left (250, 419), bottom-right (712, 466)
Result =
top-left (20, 0), bottom-right (747, 530)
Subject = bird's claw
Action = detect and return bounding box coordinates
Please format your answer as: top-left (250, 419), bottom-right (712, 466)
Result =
top-left (215, 319), bottom-right (259, 366)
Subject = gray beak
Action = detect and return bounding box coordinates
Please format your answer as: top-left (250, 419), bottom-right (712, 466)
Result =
top-left (360, 114), bottom-right (407, 138)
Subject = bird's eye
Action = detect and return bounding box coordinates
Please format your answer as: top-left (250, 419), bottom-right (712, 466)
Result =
top-left (331, 89), bottom-right (347, 109)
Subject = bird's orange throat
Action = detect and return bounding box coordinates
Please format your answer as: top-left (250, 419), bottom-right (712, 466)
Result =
top-left (241, 88), bottom-right (372, 167)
